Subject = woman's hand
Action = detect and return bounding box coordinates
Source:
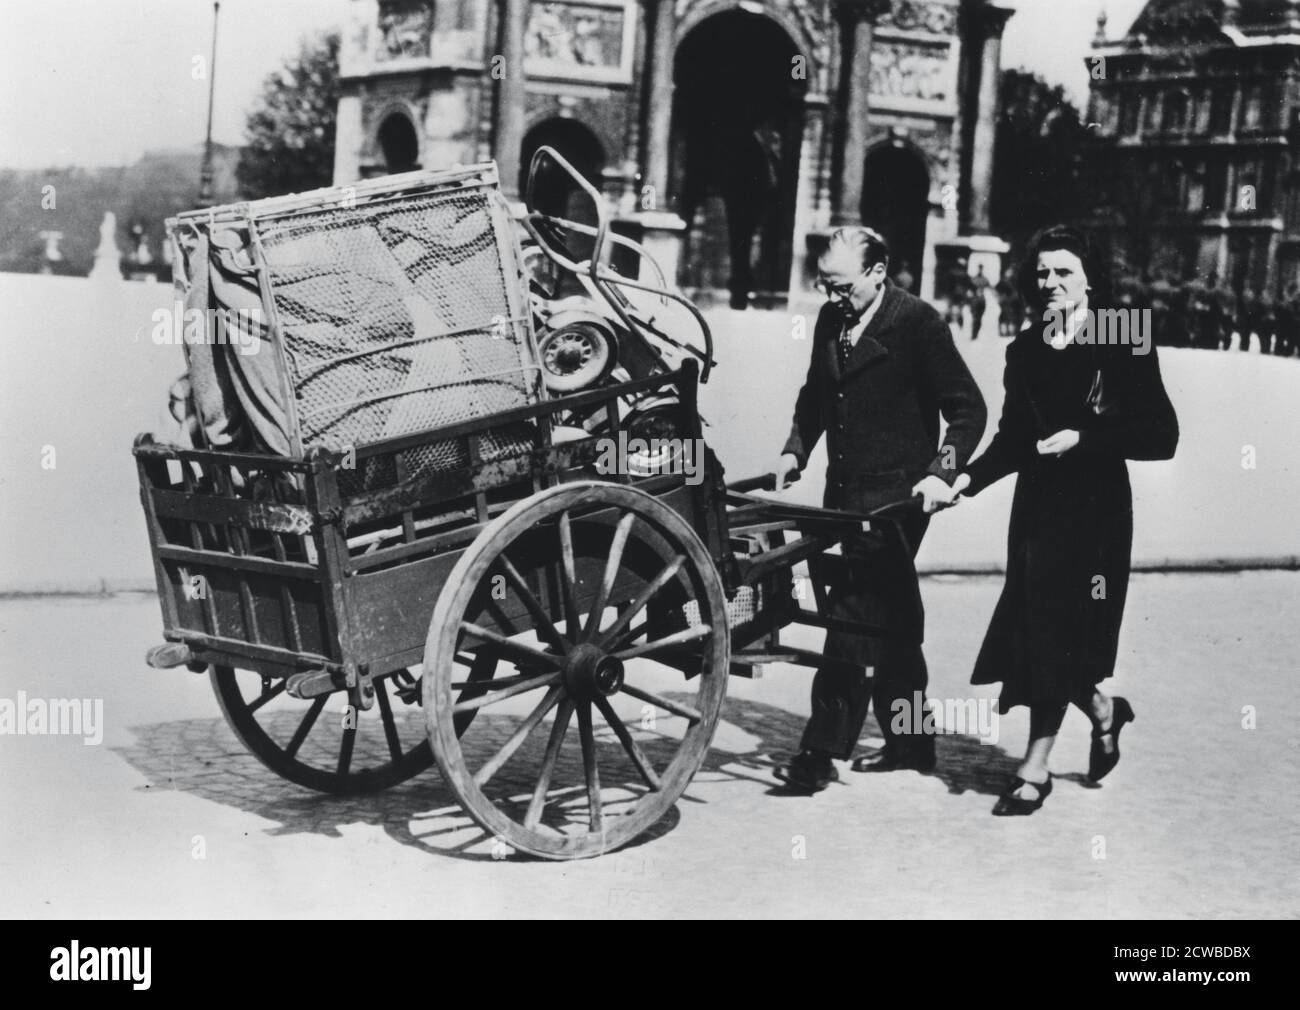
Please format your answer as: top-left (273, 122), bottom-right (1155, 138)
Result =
top-left (1036, 429), bottom-right (1080, 456)
top-left (951, 472), bottom-right (972, 500)
top-left (913, 475), bottom-right (960, 513)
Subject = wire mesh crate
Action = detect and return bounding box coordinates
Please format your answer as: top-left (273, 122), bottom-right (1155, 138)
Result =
top-left (166, 163), bottom-right (543, 472)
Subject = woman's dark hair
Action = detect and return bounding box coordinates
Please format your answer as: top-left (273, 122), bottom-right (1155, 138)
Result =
top-left (1017, 224), bottom-right (1113, 314)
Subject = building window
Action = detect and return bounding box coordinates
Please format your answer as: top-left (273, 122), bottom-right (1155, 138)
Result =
top-left (1120, 94), bottom-right (1140, 136)
top-left (1210, 85), bottom-right (1234, 134)
top-left (1205, 158), bottom-right (1228, 213)
top-left (1234, 160), bottom-right (1261, 213)
top-left (1143, 91), bottom-right (1162, 133)
top-left (1258, 81), bottom-right (1281, 131)
top-left (1152, 160), bottom-right (1182, 213)
top-left (1233, 160), bottom-right (1276, 212)
top-left (1179, 236), bottom-right (1200, 279)
top-left (1186, 160), bottom-right (1206, 213)
top-left (1243, 84), bottom-right (1263, 130)
top-left (1194, 88), bottom-right (1212, 134)
top-left (1093, 94), bottom-right (1119, 135)
top-left (1163, 91), bottom-right (1189, 133)
top-left (1286, 185), bottom-right (1300, 231)
top-left (1260, 160), bottom-right (1277, 210)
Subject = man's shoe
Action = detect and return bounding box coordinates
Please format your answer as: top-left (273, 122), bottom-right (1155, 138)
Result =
top-left (851, 741), bottom-right (936, 774)
top-left (773, 750), bottom-right (838, 792)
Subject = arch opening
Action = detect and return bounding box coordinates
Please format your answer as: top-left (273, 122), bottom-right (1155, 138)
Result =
top-left (378, 113), bottom-right (420, 174)
top-left (861, 144), bottom-right (930, 295)
top-left (670, 9), bottom-right (808, 308)
top-left (519, 118), bottom-right (607, 221)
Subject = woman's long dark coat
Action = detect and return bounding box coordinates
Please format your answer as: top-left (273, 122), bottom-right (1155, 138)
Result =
top-left (964, 316), bottom-right (1179, 710)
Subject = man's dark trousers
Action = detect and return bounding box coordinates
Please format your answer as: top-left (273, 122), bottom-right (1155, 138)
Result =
top-left (800, 509), bottom-right (932, 760)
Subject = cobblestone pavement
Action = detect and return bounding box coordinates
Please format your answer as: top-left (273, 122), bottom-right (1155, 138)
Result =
top-left (1, 571), bottom-right (1297, 918)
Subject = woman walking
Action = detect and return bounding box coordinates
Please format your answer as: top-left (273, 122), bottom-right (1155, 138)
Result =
top-left (953, 225), bottom-right (1179, 815)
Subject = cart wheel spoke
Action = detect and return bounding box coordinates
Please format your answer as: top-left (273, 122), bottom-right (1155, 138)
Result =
top-left (450, 672), bottom-right (542, 691)
top-left (610, 620), bottom-right (649, 652)
top-left (594, 695), bottom-right (661, 791)
top-left (598, 555), bottom-right (686, 647)
top-left (337, 723), bottom-right (356, 776)
top-left (618, 683), bottom-right (703, 724)
top-left (471, 686), bottom-right (564, 788)
top-left (484, 597), bottom-right (520, 637)
top-left (284, 696), bottom-right (327, 759)
top-left (583, 511), bottom-right (636, 641)
top-left (451, 652), bottom-right (499, 737)
top-left (613, 624), bottom-right (712, 661)
top-left (498, 555), bottom-right (570, 652)
top-left (460, 621), bottom-right (561, 670)
top-left (576, 701), bottom-right (603, 833)
top-left (451, 668), bottom-right (562, 714)
top-left (557, 509), bottom-right (581, 639)
top-left (525, 698), bottom-right (575, 829)
top-left (246, 679), bottom-right (286, 714)
top-left (374, 677), bottom-right (404, 762)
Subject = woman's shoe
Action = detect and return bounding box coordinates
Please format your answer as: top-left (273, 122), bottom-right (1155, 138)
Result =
top-left (991, 774), bottom-right (1052, 816)
top-left (1088, 696), bottom-right (1135, 782)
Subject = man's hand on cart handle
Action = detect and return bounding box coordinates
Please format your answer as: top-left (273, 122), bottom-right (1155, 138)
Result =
top-left (774, 453), bottom-right (802, 491)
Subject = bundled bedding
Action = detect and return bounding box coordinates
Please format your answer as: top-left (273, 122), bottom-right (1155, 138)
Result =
top-left (162, 164), bottom-right (545, 483)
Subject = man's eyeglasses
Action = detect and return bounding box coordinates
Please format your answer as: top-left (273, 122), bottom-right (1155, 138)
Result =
top-left (816, 274), bottom-right (863, 298)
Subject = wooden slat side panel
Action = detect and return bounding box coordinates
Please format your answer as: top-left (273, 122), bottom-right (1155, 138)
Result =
top-left (151, 489), bottom-right (314, 535)
top-left (158, 556), bottom-right (331, 661)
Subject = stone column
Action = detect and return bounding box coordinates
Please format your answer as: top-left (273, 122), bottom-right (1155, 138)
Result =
top-left (968, 2), bottom-right (1014, 233)
top-left (495, 0), bottom-right (529, 199)
top-left (833, 0), bottom-right (891, 227)
top-left (789, 104), bottom-right (826, 303)
top-left (642, 0), bottom-right (676, 211)
top-left (333, 92), bottom-right (364, 185)
top-left (623, 0), bottom-right (686, 290)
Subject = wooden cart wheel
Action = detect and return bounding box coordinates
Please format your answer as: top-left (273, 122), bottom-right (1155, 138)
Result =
top-left (423, 481), bottom-right (729, 859)
top-left (211, 655), bottom-right (496, 795)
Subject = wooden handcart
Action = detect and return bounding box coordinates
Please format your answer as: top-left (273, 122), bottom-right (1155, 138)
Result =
top-left (136, 149), bottom-right (920, 859)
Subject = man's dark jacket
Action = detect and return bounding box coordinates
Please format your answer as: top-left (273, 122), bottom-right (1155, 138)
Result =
top-left (783, 282), bottom-right (988, 511)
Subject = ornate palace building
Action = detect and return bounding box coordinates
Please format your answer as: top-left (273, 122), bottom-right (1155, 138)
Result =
top-left (333, 0), bottom-right (1015, 306)
top-left (1087, 0), bottom-right (1300, 296)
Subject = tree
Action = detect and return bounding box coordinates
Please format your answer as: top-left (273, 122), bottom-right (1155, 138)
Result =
top-left (990, 69), bottom-right (1091, 254)
top-left (237, 32), bottom-right (340, 200)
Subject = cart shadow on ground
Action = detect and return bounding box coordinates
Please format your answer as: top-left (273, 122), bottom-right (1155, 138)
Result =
top-left (113, 695), bottom-right (1039, 862)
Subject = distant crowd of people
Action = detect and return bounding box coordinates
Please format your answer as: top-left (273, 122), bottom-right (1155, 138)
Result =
top-left (944, 264), bottom-right (1024, 340)
top-left (940, 263), bottom-right (1300, 355)
top-left (1112, 273), bottom-right (1300, 355)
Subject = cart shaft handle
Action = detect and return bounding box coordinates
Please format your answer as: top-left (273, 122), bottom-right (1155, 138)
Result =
top-left (727, 474), bottom-right (922, 519)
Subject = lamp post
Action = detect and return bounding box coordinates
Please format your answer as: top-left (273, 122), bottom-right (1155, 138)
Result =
top-left (198, 1), bottom-right (221, 207)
